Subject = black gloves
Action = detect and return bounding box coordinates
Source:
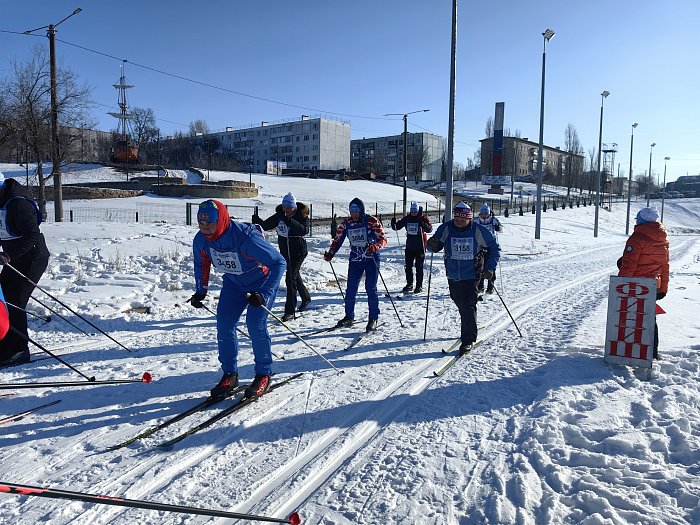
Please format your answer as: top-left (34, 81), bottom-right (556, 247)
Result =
top-left (482, 269), bottom-right (494, 281)
top-left (324, 251), bottom-right (334, 262)
top-left (390, 217), bottom-right (397, 230)
top-left (251, 214), bottom-right (261, 224)
top-left (426, 237), bottom-right (443, 253)
top-left (247, 292), bottom-right (265, 307)
top-left (188, 292), bottom-right (206, 308)
top-left (656, 291), bottom-right (666, 300)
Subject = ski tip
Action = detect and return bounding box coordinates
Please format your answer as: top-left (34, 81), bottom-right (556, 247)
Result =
top-left (288, 511), bottom-right (302, 525)
top-left (141, 372), bottom-right (153, 384)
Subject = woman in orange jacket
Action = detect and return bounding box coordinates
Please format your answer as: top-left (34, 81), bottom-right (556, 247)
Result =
top-left (617, 207), bottom-right (669, 359)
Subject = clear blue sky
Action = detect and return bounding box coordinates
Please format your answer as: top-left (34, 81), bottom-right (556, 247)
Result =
top-left (2, 1), bottom-right (698, 182)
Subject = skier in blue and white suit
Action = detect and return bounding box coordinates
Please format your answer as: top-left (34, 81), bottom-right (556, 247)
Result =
top-left (427, 201), bottom-right (500, 354)
top-left (324, 197), bottom-right (387, 332)
top-left (190, 199), bottom-right (286, 399)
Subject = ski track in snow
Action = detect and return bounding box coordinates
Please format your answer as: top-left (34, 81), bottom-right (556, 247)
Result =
top-left (1, 189), bottom-right (699, 524)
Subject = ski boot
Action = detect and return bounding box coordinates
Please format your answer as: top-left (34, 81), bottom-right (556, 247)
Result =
top-left (245, 374), bottom-right (271, 398)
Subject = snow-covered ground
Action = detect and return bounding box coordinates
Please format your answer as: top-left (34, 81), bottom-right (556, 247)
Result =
top-left (0, 167), bottom-right (698, 524)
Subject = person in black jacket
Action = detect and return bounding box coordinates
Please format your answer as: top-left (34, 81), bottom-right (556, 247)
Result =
top-left (391, 201), bottom-right (432, 294)
top-left (0, 173), bottom-right (50, 366)
top-left (252, 193), bottom-right (311, 321)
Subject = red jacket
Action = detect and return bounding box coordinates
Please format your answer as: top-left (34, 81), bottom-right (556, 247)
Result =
top-left (618, 222), bottom-right (669, 293)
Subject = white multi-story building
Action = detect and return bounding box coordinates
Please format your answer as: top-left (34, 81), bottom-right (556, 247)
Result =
top-left (351, 132), bottom-right (445, 183)
top-left (211, 115), bottom-right (350, 173)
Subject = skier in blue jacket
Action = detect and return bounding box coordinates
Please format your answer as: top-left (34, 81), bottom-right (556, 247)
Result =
top-left (190, 199), bottom-right (286, 399)
top-left (324, 198), bottom-right (387, 332)
top-left (427, 201), bottom-right (500, 354)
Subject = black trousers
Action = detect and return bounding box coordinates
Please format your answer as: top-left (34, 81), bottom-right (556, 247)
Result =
top-left (448, 278), bottom-right (479, 345)
top-left (0, 254), bottom-right (49, 359)
top-left (404, 248), bottom-right (426, 287)
top-left (284, 254), bottom-right (310, 316)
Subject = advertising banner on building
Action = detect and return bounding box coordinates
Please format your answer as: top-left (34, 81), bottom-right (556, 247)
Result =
top-left (266, 160), bottom-right (287, 175)
top-left (482, 175), bottom-right (512, 185)
top-left (604, 276), bottom-right (657, 368)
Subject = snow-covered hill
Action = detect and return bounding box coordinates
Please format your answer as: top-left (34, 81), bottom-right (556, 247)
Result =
top-left (0, 170), bottom-right (698, 524)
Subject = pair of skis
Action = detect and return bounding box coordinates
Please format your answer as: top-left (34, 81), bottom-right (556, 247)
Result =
top-left (432, 339), bottom-right (483, 377)
top-left (108, 373), bottom-right (303, 450)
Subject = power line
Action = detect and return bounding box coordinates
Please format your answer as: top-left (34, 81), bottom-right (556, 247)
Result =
top-left (54, 38), bottom-right (395, 122)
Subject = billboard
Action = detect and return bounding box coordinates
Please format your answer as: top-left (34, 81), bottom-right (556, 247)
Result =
top-left (482, 175), bottom-right (511, 185)
top-left (266, 160), bottom-right (288, 175)
top-left (604, 276), bottom-right (657, 369)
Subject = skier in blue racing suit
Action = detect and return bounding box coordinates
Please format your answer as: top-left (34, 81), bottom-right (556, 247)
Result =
top-left (190, 199), bottom-right (286, 399)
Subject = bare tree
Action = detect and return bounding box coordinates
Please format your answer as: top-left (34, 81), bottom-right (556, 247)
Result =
top-left (2, 45), bottom-right (93, 215)
top-left (484, 117), bottom-right (494, 138)
top-left (564, 124), bottom-right (584, 198)
top-left (408, 145), bottom-right (429, 182)
top-left (131, 107), bottom-right (160, 146)
top-left (188, 119), bottom-right (210, 136)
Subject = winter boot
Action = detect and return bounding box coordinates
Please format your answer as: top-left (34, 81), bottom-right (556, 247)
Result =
top-left (336, 316), bottom-right (354, 328)
top-left (459, 343), bottom-right (473, 356)
top-left (298, 299), bottom-right (311, 312)
top-left (210, 372), bottom-right (239, 399)
top-left (486, 281), bottom-right (495, 294)
top-left (402, 283), bottom-right (413, 294)
top-left (413, 285), bottom-right (423, 294)
top-left (281, 313), bottom-right (295, 322)
top-left (245, 374), bottom-right (271, 398)
top-left (366, 319), bottom-right (378, 332)
top-left (0, 349), bottom-right (30, 368)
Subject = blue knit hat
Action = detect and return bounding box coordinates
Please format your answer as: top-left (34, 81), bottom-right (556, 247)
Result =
top-left (349, 203), bottom-right (360, 213)
top-left (197, 200), bottom-right (219, 223)
top-left (636, 207), bottom-right (659, 224)
top-left (410, 201), bottom-right (418, 213)
top-left (282, 192), bottom-right (297, 208)
top-left (479, 204), bottom-right (490, 215)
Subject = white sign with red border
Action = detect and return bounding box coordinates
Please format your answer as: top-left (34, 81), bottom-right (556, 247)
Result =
top-left (604, 276), bottom-right (657, 369)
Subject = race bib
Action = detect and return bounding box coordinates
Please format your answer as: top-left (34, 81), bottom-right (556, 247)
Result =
top-left (210, 248), bottom-right (244, 275)
top-left (276, 221), bottom-right (289, 238)
top-left (450, 237), bottom-right (474, 260)
top-left (406, 222), bottom-right (419, 235)
top-left (348, 228), bottom-right (368, 247)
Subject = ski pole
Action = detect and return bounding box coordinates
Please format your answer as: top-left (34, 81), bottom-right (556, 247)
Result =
top-left (492, 284), bottom-right (523, 337)
top-left (3, 262), bottom-right (131, 352)
top-left (30, 295), bottom-right (93, 335)
top-left (372, 258), bottom-right (404, 328)
top-left (6, 302), bottom-right (51, 323)
top-left (247, 294), bottom-right (343, 374)
top-left (0, 400), bottom-right (61, 425)
top-left (8, 326), bottom-right (96, 382)
top-left (202, 304), bottom-right (283, 360)
top-left (327, 259), bottom-right (345, 300)
top-left (0, 482), bottom-right (301, 524)
top-left (423, 251), bottom-right (434, 341)
top-left (0, 373), bottom-right (153, 390)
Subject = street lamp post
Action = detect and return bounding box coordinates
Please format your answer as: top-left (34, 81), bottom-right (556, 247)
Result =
top-left (535, 28), bottom-right (555, 240)
top-left (646, 143), bottom-right (656, 207)
top-left (625, 123), bottom-right (638, 235)
top-left (24, 8), bottom-right (82, 222)
top-left (384, 109), bottom-right (429, 215)
top-left (661, 156), bottom-right (670, 222)
top-left (594, 90), bottom-right (610, 238)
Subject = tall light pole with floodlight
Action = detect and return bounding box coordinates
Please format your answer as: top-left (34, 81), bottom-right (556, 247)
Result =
top-left (535, 28), bottom-right (555, 240)
top-left (24, 7), bottom-right (82, 222)
top-left (661, 156), bottom-right (670, 222)
top-left (593, 90), bottom-right (610, 238)
top-left (384, 109), bottom-right (430, 215)
top-left (646, 142), bottom-right (656, 207)
top-left (625, 123), bottom-right (638, 235)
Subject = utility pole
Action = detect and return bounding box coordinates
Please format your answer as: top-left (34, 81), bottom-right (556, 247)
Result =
top-left (24, 8), bottom-right (82, 222)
